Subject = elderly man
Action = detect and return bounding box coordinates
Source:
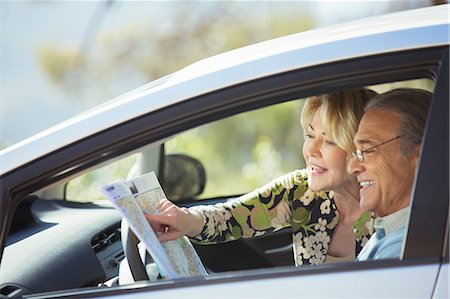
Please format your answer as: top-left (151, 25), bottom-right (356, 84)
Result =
top-left (348, 88), bottom-right (432, 260)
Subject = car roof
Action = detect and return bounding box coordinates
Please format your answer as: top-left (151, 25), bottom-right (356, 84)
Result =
top-left (1, 4), bottom-right (449, 176)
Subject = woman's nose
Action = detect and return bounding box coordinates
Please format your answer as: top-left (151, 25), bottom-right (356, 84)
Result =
top-left (305, 139), bottom-right (321, 158)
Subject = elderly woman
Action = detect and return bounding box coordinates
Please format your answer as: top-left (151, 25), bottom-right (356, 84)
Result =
top-left (146, 88), bottom-right (376, 266)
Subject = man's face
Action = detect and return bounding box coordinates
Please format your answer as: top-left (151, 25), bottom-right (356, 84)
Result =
top-left (347, 109), bottom-right (419, 217)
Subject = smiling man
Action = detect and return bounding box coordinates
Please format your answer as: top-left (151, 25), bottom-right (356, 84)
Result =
top-left (348, 88), bottom-right (432, 260)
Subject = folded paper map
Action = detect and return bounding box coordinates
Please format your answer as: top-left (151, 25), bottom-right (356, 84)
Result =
top-left (101, 171), bottom-right (208, 279)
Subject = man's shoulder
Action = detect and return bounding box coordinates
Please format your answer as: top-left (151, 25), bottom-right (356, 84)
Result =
top-left (375, 226), bottom-right (407, 259)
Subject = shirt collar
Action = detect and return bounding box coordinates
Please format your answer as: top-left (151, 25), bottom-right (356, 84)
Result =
top-left (374, 207), bottom-right (409, 235)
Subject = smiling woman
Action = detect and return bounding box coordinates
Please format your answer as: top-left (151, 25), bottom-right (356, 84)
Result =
top-left (0, 5), bottom-right (448, 298)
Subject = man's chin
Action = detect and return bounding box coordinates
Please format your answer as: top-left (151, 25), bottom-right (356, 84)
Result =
top-left (359, 197), bottom-right (375, 213)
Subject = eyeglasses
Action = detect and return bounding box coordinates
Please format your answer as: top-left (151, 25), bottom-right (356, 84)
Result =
top-left (351, 135), bottom-right (403, 162)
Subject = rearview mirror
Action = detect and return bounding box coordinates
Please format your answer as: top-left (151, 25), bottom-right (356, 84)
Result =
top-left (162, 154), bottom-right (206, 201)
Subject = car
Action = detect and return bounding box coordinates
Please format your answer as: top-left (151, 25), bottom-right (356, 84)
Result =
top-left (0, 4), bottom-right (448, 299)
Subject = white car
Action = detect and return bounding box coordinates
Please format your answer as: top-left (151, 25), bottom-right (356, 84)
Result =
top-left (0, 5), bottom-right (448, 298)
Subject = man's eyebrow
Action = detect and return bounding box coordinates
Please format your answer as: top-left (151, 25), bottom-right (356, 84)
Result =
top-left (308, 124), bottom-right (315, 131)
top-left (355, 139), bottom-right (375, 146)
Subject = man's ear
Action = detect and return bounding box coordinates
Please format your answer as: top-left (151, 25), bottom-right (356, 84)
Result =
top-left (412, 145), bottom-right (421, 168)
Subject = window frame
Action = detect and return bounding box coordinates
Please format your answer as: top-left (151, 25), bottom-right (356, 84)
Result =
top-left (402, 48), bottom-right (449, 260)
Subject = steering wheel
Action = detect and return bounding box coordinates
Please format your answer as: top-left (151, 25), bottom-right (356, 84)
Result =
top-left (120, 219), bottom-right (150, 282)
top-left (120, 154), bottom-right (207, 282)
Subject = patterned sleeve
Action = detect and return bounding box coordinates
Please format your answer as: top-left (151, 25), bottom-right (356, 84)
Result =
top-left (190, 169), bottom-right (309, 244)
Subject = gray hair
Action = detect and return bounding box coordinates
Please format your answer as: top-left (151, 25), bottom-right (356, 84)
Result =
top-left (365, 88), bottom-right (432, 157)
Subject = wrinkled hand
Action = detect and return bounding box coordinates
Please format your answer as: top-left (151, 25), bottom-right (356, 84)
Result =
top-left (145, 198), bottom-right (204, 242)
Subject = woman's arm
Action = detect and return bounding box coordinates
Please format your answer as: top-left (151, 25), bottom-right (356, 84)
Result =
top-left (146, 170), bottom-right (308, 244)
top-left (145, 198), bottom-right (205, 242)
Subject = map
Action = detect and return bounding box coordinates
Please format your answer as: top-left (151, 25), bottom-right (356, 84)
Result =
top-left (101, 172), bottom-right (208, 279)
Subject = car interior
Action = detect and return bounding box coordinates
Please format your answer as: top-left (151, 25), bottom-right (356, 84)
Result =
top-left (0, 70), bottom-right (443, 299)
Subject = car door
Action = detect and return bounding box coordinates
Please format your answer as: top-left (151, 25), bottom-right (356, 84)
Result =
top-left (59, 47), bottom-right (450, 298)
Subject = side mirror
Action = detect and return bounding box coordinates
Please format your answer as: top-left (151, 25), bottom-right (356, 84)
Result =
top-left (162, 154), bottom-right (206, 201)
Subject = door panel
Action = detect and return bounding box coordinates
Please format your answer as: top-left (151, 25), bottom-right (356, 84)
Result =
top-left (77, 261), bottom-right (442, 298)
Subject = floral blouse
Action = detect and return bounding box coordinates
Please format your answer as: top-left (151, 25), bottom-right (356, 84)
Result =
top-left (190, 169), bottom-right (374, 266)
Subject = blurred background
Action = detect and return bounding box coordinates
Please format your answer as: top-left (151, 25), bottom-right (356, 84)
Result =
top-left (1, 0), bottom-right (445, 201)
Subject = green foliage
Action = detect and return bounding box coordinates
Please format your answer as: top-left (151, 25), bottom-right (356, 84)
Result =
top-left (67, 154), bottom-right (138, 201)
top-left (165, 100), bottom-right (306, 198)
top-left (37, 45), bottom-right (85, 90)
top-left (36, 2), bottom-right (315, 101)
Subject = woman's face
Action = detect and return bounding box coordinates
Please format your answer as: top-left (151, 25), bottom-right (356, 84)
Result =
top-left (302, 108), bottom-right (353, 192)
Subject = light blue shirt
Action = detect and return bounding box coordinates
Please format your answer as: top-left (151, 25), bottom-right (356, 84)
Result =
top-left (356, 207), bottom-right (409, 261)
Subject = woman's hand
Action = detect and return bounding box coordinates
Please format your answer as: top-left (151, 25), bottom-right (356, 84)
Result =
top-left (145, 198), bottom-right (204, 242)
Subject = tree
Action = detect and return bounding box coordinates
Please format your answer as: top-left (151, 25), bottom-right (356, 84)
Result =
top-left (37, 2), bottom-right (315, 103)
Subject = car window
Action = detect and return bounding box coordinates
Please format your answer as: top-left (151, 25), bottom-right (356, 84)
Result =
top-left (64, 78), bottom-right (434, 204)
top-left (165, 99), bottom-right (305, 199)
top-left (162, 78), bottom-right (434, 201)
top-left (66, 153), bottom-right (138, 202)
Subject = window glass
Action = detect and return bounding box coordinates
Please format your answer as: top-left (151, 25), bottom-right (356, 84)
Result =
top-left (165, 100), bottom-right (305, 199)
top-left (66, 154), bottom-right (138, 202)
top-left (64, 79), bottom-right (434, 203)
top-left (164, 78), bottom-right (434, 200)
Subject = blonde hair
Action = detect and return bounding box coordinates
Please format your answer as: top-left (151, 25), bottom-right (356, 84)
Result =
top-left (301, 88), bottom-right (378, 154)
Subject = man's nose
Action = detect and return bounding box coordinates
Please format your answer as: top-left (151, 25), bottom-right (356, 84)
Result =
top-left (347, 153), bottom-right (363, 175)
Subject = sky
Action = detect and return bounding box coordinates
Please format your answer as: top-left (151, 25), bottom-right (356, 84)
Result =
top-left (0, 0), bottom-right (434, 148)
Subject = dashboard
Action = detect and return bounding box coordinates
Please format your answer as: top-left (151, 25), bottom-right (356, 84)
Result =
top-left (0, 197), bottom-right (123, 295)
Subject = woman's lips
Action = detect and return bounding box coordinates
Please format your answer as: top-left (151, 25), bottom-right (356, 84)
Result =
top-left (310, 164), bottom-right (327, 175)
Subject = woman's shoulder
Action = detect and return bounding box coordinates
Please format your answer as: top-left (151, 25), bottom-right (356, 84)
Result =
top-left (253, 169), bottom-right (309, 198)
top-left (271, 169), bottom-right (309, 189)
top-left (281, 169), bottom-right (309, 185)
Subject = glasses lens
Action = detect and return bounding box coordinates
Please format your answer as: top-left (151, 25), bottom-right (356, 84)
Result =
top-left (352, 150), bottom-right (364, 162)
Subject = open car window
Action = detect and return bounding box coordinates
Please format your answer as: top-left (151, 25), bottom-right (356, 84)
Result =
top-left (164, 99), bottom-right (304, 200)
top-left (161, 79), bottom-right (434, 202)
top-left (65, 79), bottom-right (434, 204)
